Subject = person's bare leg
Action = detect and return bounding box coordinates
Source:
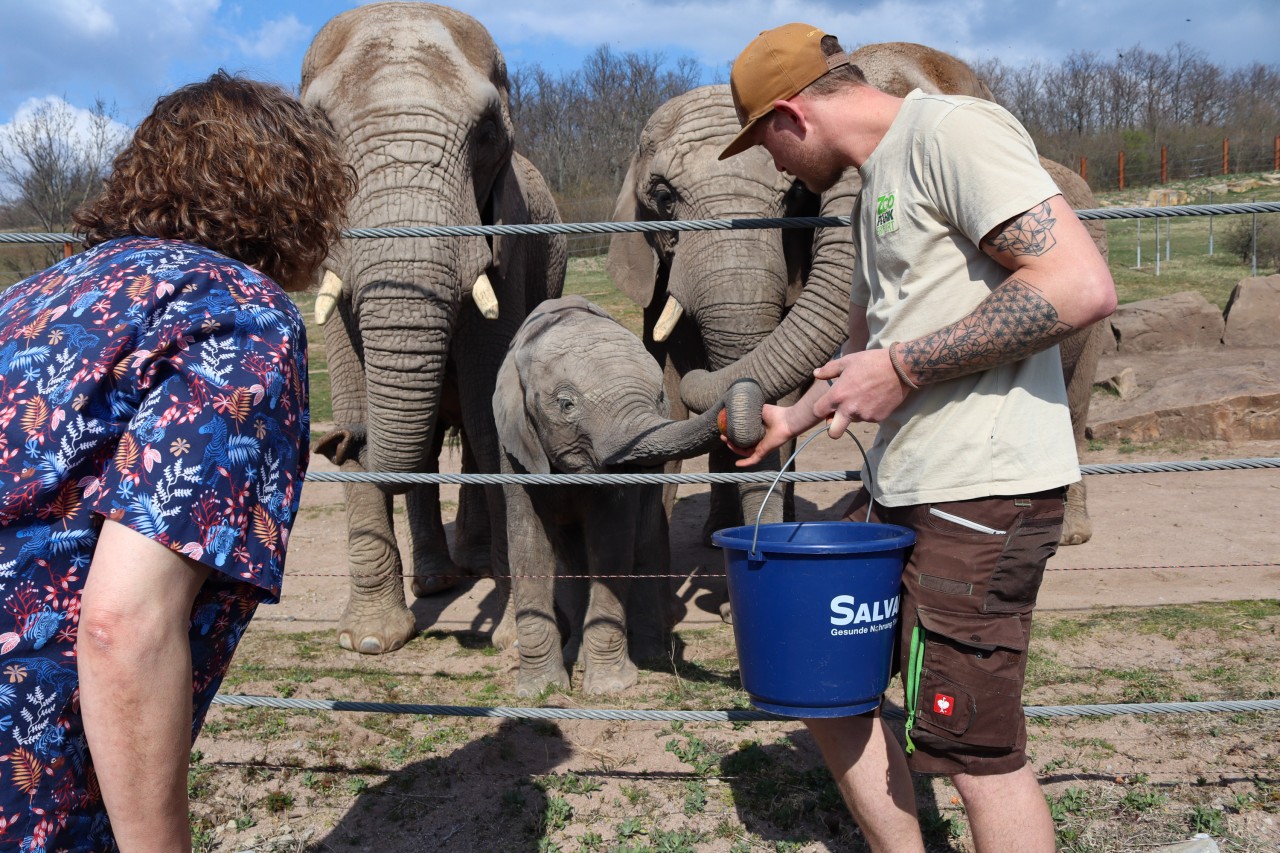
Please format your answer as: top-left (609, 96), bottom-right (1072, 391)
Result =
top-left (804, 713), bottom-right (924, 853)
top-left (951, 764), bottom-right (1055, 853)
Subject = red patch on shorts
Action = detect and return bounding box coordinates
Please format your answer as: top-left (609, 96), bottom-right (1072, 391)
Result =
top-left (933, 693), bottom-right (955, 716)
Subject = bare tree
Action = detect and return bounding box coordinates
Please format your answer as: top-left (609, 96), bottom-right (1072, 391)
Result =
top-left (0, 97), bottom-right (127, 234)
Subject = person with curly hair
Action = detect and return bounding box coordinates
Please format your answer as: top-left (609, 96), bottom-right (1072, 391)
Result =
top-left (0, 71), bottom-right (355, 851)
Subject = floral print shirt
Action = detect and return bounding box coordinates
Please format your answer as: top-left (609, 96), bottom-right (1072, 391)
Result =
top-left (0, 236), bottom-right (309, 852)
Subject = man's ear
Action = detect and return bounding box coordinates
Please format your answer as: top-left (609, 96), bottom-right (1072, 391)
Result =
top-left (771, 99), bottom-right (804, 133)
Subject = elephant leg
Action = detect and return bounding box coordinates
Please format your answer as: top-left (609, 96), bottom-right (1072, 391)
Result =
top-left (555, 540), bottom-right (589, 668)
top-left (581, 494), bottom-right (639, 695)
top-left (405, 482), bottom-right (460, 597)
top-left (451, 429), bottom-right (492, 573)
top-left (626, 485), bottom-right (672, 664)
top-left (338, 469), bottom-right (417, 655)
top-left (1060, 322), bottom-right (1104, 546)
top-left (507, 483), bottom-right (570, 698)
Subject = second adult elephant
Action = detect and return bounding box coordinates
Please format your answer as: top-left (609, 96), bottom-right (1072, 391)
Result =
top-left (612, 42), bottom-right (1105, 546)
top-left (300, 3), bottom-right (567, 654)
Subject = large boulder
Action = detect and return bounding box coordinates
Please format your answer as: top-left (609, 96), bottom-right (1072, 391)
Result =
top-left (1223, 275), bottom-right (1280, 347)
top-left (1110, 291), bottom-right (1225, 352)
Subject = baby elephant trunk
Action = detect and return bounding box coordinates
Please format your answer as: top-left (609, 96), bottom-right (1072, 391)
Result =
top-left (603, 379), bottom-right (765, 467)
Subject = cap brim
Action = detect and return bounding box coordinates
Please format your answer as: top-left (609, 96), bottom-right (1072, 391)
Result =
top-left (718, 114), bottom-right (766, 160)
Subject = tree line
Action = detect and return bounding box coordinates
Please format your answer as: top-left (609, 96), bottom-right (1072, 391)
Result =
top-left (3, 40), bottom-right (1277, 278)
top-left (968, 43), bottom-right (1280, 188)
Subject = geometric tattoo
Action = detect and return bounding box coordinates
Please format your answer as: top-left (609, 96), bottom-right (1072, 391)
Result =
top-left (898, 279), bottom-right (1074, 384)
top-left (983, 201), bottom-right (1057, 257)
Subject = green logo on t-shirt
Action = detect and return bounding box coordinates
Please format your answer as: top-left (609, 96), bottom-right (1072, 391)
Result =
top-left (875, 191), bottom-right (898, 236)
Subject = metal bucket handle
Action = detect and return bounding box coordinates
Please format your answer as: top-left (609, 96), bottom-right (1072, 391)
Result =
top-left (749, 425), bottom-right (874, 558)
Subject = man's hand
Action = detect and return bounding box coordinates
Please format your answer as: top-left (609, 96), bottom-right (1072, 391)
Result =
top-left (813, 349), bottom-right (909, 436)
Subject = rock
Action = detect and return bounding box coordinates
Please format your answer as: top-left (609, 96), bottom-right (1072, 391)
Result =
top-left (1111, 292), bottom-right (1225, 352)
top-left (1154, 834), bottom-right (1220, 853)
top-left (1090, 348), bottom-right (1280, 442)
top-left (1223, 275), bottom-right (1280, 347)
top-left (1146, 189), bottom-right (1189, 206)
top-left (1097, 367), bottom-right (1139, 400)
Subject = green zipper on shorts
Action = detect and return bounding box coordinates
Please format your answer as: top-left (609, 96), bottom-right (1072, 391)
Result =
top-left (904, 623), bottom-right (924, 755)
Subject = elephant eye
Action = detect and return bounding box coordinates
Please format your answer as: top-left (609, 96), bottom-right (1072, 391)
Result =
top-left (557, 395), bottom-right (576, 416)
top-left (649, 179), bottom-right (678, 218)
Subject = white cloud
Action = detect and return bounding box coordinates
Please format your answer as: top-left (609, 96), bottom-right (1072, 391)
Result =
top-left (234, 14), bottom-right (312, 61)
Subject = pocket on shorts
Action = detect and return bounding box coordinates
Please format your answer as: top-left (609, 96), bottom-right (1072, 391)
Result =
top-left (985, 504), bottom-right (1064, 613)
top-left (909, 607), bottom-right (1029, 749)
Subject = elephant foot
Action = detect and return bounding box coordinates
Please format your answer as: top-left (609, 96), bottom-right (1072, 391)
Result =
top-left (451, 543), bottom-right (491, 577)
top-left (337, 602), bottom-right (417, 655)
top-left (517, 663), bottom-right (571, 698)
top-left (582, 658), bottom-right (639, 695)
top-left (491, 600), bottom-right (518, 651)
top-left (1060, 505), bottom-right (1093, 546)
top-left (719, 599), bottom-right (733, 624)
top-left (411, 572), bottom-right (461, 597)
top-left (627, 631), bottom-right (668, 664)
top-left (1060, 481), bottom-right (1092, 546)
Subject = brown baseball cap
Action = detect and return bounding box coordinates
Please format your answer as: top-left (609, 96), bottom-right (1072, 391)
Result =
top-left (720, 23), bottom-right (851, 160)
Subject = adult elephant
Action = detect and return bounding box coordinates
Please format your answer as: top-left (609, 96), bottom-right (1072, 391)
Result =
top-left (611, 42), bottom-right (1104, 546)
top-left (300, 2), bottom-right (567, 654)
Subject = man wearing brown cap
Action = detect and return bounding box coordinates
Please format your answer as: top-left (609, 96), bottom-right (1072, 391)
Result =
top-left (723, 23), bottom-right (1116, 853)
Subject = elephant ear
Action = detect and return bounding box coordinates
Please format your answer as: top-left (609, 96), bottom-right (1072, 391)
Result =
top-left (780, 180), bottom-right (822, 307)
top-left (607, 158), bottom-right (659, 309)
top-left (493, 345), bottom-right (550, 475)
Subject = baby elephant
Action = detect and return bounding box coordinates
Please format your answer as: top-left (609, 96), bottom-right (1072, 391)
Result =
top-left (494, 295), bottom-right (762, 696)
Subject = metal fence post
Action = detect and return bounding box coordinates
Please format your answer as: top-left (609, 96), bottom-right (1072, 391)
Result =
top-left (1252, 213), bottom-right (1258, 277)
top-left (1208, 191), bottom-right (1214, 256)
top-left (1136, 219), bottom-right (1142, 269)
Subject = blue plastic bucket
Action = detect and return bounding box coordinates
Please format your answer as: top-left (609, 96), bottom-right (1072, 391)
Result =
top-left (712, 521), bottom-right (915, 717)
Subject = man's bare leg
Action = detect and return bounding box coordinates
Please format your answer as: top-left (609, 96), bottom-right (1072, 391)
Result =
top-left (951, 763), bottom-right (1055, 853)
top-left (804, 712), bottom-right (924, 853)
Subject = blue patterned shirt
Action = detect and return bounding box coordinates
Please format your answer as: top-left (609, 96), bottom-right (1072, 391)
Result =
top-left (0, 236), bottom-right (309, 851)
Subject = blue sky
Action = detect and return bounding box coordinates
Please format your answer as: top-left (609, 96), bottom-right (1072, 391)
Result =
top-left (2, 0), bottom-right (1278, 134)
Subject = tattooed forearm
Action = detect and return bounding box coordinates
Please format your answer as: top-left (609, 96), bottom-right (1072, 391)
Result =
top-left (898, 279), bottom-right (1074, 384)
top-left (983, 201), bottom-right (1057, 257)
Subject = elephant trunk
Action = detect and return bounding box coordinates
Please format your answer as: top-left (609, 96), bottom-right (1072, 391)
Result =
top-left (667, 230), bottom-right (787, 369)
top-left (679, 176), bottom-right (861, 413)
top-left (602, 379), bottom-right (764, 467)
top-left (359, 291), bottom-right (454, 488)
top-left (678, 265), bottom-right (850, 413)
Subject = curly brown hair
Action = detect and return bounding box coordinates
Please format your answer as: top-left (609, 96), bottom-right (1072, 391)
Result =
top-left (74, 71), bottom-right (356, 291)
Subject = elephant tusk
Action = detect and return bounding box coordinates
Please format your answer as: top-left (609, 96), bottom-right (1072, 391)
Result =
top-left (316, 269), bottom-right (343, 326)
top-left (472, 273), bottom-right (500, 320)
top-left (653, 295), bottom-right (684, 342)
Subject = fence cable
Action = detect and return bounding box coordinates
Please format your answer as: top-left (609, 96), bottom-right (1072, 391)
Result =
top-left (5, 202), bottom-right (1280, 244)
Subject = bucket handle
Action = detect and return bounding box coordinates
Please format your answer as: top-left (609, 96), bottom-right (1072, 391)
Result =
top-left (749, 426), bottom-right (874, 558)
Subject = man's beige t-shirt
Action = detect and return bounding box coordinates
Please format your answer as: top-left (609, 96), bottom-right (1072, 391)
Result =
top-left (851, 90), bottom-right (1080, 506)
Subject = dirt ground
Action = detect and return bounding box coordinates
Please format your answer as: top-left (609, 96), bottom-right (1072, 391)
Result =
top-left (192, 427), bottom-right (1280, 853)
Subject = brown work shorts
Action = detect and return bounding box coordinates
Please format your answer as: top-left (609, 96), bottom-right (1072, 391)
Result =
top-left (844, 486), bottom-right (1066, 776)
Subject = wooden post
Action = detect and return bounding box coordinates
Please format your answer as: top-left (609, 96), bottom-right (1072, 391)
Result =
top-left (1274, 135), bottom-right (1278, 171)
top-left (1161, 146), bottom-right (1167, 184)
top-left (1080, 156), bottom-right (1087, 182)
top-left (1118, 150), bottom-right (1125, 190)
top-left (62, 242), bottom-right (73, 259)
top-left (1223, 138), bottom-right (1229, 175)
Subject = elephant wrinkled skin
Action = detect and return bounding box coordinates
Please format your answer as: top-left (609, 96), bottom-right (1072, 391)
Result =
top-left (301, 3), bottom-right (566, 654)
top-left (610, 42), bottom-right (1105, 547)
top-left (494, 296), bottom-right (763, 695)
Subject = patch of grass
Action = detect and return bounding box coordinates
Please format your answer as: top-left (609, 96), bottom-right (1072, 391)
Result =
top-left (1119, 787), bottom-right (1167, 813)
top-left (1187, 803), bottom-right (1227, 835)
top-left (682, 780), bottom-right (708, 816)
top-left (539, 771), bottom-right (603, 796)
top-left (1097, 175), bottom-right (1280, 309)
top-left (264, 790), bottom-right (294, 813)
